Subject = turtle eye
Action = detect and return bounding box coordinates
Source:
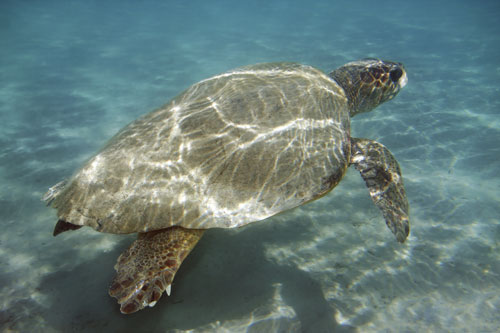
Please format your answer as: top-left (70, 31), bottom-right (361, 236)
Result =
top-left (390, 68), bottom-right (403, 83)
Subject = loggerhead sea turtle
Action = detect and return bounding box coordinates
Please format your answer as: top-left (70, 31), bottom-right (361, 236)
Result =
top-left (43, 58), bottom-right (410, 314)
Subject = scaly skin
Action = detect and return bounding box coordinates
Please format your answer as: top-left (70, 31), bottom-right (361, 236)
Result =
top-left (108, 226), bottom-right (204, 314)
top-left (350, 138), bottom-right (410, 242)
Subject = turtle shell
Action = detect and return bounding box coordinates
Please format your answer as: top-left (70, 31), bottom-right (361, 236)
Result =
top-left (50, 63), bottom-right (351, 233)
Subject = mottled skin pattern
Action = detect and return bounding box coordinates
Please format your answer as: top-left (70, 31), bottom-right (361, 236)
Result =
top-left (350, 138), bottom-right (410, 242)
top-left (44, 59), bottom-right (409, 314)
top-left (109, 227), bottom-right (204, 314)
top-left (330, 58), bottom-right (405, 116)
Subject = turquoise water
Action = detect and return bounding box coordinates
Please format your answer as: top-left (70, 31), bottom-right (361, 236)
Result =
top-left (1, 0), bottom-right (499, 331)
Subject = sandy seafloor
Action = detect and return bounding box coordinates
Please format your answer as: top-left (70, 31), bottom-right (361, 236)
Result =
top-left (1, 0), bottom-right (499, 332)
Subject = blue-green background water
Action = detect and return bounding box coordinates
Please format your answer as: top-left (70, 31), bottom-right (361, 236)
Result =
top-left (1, 0), bottom-right (499, 331)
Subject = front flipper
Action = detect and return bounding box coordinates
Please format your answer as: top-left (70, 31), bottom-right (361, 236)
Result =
top-left (350, 138), bottom-right (410, 243)
top-left (109, 226), bottom-right (204, 314)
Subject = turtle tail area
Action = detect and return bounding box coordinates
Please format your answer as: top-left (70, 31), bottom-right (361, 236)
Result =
top-left (109, 226), bottom-right (204, 314)
top-left (53, 219), bottom-right (82, 236)
top-left (350, 137), bottom-right (410, 243)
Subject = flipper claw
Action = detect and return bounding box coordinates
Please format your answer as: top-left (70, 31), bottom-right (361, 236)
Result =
top-left (166, 284), bottom-right (172, 296)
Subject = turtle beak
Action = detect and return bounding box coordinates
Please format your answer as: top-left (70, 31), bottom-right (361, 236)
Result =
top-left (399, 70), bottom-right (408, 89)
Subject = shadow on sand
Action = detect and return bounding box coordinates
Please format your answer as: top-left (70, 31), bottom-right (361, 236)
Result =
top-left (32, 214), bottom-right (356, 332)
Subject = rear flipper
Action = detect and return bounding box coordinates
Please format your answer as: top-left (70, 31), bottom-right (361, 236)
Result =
top-left (350, 137), bottom-right (410, 243)
top-left (109, 226), bottom-right (204, 314)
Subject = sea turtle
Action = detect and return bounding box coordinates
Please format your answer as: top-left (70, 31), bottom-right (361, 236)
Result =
top-left (43, 58), bottom-right (410, 314)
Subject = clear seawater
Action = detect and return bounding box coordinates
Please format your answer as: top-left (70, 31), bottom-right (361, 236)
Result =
top-left (1, 0), bottom-right (499, 331)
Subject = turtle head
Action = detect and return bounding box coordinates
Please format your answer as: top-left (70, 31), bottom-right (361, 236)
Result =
top-left (329, 59), bottom-right (407, 117)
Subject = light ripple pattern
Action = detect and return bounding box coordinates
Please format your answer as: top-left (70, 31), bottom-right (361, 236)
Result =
top-left (0, 0), bottom-right (499, 331)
